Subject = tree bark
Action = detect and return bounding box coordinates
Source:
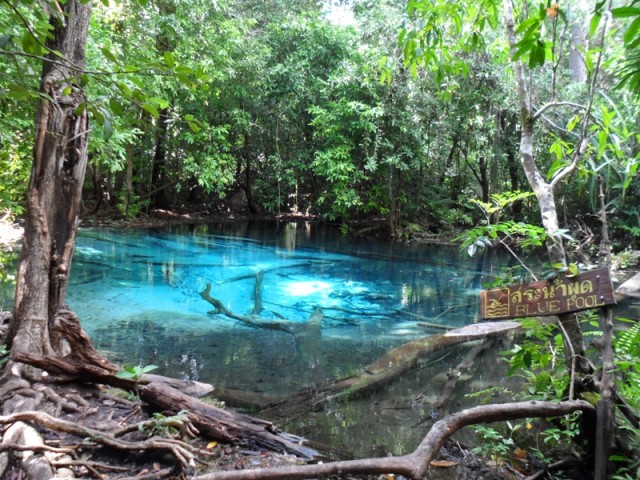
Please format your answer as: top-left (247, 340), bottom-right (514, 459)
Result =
top-left (8, 0), bottom-right (92, 364)
top-left (139, 382), bottom-right (319, 459)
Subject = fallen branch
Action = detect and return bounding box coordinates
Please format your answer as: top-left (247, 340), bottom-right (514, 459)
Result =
top-left (0, 443), bottom-right (75, 456)
top-left (139, 382), bottom-right (319, 460)
top-left (194, 400), bottom-right (596, 480)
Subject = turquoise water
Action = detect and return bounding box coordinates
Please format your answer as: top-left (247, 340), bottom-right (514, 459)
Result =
top-left (57, 220), bottom-right (512, 394)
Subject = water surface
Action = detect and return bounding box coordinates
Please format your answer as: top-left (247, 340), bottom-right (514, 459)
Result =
top-left (60, 221), bottom-right (511, 392)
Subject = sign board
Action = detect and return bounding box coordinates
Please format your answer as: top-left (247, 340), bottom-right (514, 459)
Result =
top-left (481, 267), bottom-right (616, 320)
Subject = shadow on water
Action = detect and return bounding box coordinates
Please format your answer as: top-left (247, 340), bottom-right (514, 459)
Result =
top-left (0, 220), bottom-right (535, 458)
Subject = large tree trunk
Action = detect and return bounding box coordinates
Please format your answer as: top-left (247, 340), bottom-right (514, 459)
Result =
top-left (8, 0), bottom-right (92, 365)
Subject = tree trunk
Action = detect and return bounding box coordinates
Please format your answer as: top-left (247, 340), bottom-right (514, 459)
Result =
top-left (502, 0), bottom-right (590, 377)
top-left (569, 25), bottom-right (588, 83)
top-left (8, 0), bottom-right (92, 365)
top-left (151, 107), bottom-right (170, 209)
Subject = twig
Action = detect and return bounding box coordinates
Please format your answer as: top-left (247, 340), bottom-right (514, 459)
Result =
top-left (524, 459), bottom-right (573, 480)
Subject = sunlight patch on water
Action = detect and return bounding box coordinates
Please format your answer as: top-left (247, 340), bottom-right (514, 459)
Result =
top-left (285, 280), bottom-right (334, 297)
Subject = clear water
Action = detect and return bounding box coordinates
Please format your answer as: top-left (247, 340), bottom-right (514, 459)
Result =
top-left (58, 221), bottom-right (512, 393)
top-left (0, 220), bottom-right (521, 457)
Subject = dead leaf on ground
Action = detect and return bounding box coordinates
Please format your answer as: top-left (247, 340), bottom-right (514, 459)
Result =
top-left (430, 459), bottom-right (458, 468)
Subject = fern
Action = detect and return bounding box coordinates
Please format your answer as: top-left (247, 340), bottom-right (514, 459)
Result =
top-left (616, 320), bottom-right (640, 357)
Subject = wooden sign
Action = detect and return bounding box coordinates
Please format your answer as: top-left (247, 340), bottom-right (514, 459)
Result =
top-left (481, 267), bottom-right (616, 320)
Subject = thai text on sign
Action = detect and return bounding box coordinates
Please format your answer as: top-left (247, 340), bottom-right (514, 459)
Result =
top-left (480, 267), bottom-right (616, 320)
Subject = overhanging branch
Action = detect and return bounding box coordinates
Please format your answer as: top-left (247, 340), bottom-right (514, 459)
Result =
top-left (193, 400), bottom-right (595, 480)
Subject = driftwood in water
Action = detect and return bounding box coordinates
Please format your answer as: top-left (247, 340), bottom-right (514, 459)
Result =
top-left (261, 321), bottom-right (522, 418)
top-left (139, 382), bottom-right (318, 459)
top-left (200, 283), bottom-right (295, 333)
top-left (194, 400), bottom-right (596, 480)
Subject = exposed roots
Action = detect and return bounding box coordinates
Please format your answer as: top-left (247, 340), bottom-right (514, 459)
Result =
top-left (0, 410), bottom-right (206, 476)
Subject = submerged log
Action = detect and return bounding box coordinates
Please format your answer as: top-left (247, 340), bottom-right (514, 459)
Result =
top-left (261, 321), bottom-right (522, 418)
top-left (200, 283), bottom-right (294, 333)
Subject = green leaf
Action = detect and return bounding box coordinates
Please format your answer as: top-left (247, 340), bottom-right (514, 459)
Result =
top-left (547, 158), bottom-right (568, 180)
top-left (108, 98), bottom-right (123, 116)
top-left (611, 7), bottom-right (640, 18)
top-left (624, 16), bottom-right (640, 45)
top-left (21, 31), bottom-right (40, 55)
top-left (80, 74), bottom-right (90, 87)
top-left (164, 51), bottom-right (175, 68)
top-left (589, 13), bottom-right (601, 36)
top-left (103, 116), bottom-right (113, 141)
top-left (567, 114), bottom-right (581, 132)
top-left (115, 369), bottom-right (137, 380)
top-left (91, 106), bottom-right (105, 126)
top-left (6, 83), bottom-right (36, 99)
top-left (74, 103), bottom-right (86, 116)
top-left (142, 103), bottom-right (160, 119)
top-left (101, 46), bottom-right (117, 62)
top-left (528, 40), bottom-right (546, 68)
top-left (148, 97), bottom-right (169, 109)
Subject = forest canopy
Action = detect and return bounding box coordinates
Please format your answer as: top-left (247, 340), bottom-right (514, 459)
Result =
top-left (0, 0), bottom-right (637, 248)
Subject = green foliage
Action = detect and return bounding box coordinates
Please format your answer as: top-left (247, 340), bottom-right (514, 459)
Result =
top-left (0, 249), bottom-right (17, 310)
top-left (458, 191), bottom-right (545, 257)
top-left (609, 337), bottom-right (640, 480)
top-left (142, 410), bottom-right (190, 438)
top-left (502, 319), bottom-right (569, 400)
top-left (538, 412), bottom-right (582, 446)
top-left (116, 363), bottom-right (158, 398)
top-left (116, 364), bottom-right (158, 382)
top-left (465, 385), bottom-right (513, 404)
top-left (615, 318), bottom-right (640, 407)
top-left (471, 423), bottom-right (517, 464)
top-left (610, 1), bottom-right (640, 94)
top-left (116, 191), bottom-right (149, 219)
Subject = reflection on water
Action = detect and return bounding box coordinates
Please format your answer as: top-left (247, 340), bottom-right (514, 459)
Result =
top-left (0, 220), bottom-right (523, 458)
